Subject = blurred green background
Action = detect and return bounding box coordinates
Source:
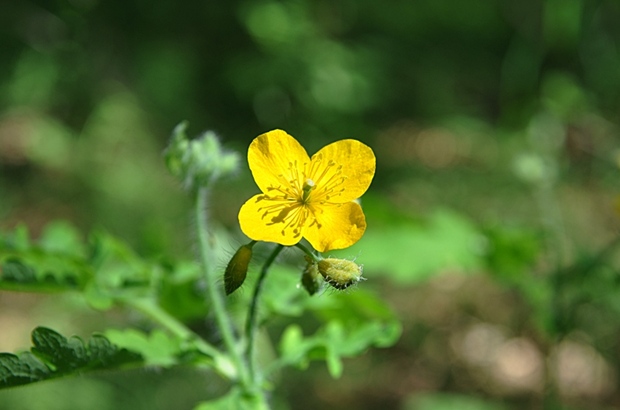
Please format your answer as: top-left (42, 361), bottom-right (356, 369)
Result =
top-left (2, 0), bottom-right (620, 409)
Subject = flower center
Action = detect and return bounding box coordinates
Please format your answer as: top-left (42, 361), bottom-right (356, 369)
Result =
top-left (302, 178), bottom-right (315, 202)
top-left (254, 156), bottom-right (347, 238)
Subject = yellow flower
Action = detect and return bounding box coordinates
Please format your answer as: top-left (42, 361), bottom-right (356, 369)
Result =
top-left (238, 130), bottom-right (375, 252)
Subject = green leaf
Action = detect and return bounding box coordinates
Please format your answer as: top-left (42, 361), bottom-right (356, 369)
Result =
top-left (38, 221), bottom-right (86, 258)
top-left (88, 230), bottom-right (153, 290)
top-left (105, 328), bottom-right (185, 367)
top-left (245, 261), bottom-right (401, 378)
top-left (31, 328), bottom-right (88, 371)
top-left (158, 260), bottom-right (209, 321)
top-left (331, 209), bottom-right (484, 284)
top-left (0, 352), bottom-right (50, 386)
top-left (275, 290), bottom-right (402, 378)
top-left (194, 387), bottom-right (269, 410)
top-left (0, 258), bottom-right (81, 292)
top-left (0, 327), bottom-right (142, 389)
top-left (0, 223), bottom-right (156, 304)
top-left (0, 223), bottom-right (91, 292)
top-left (258, 264), bottom-right (309, 317)
top-left (1, 259), bottom-right (37, 283)
top-left (2, 224), bottom-right (30, 251)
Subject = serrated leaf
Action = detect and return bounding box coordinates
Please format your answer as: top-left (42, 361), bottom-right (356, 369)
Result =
top-left (0, 223), bottom-right (156, 300)
top-left (1, 259), bottom-right (37, 283)
top-left (0, 352), bottom-right (50, 386)
top-left (31, 327), bottom-right (89, 371)
top-left (0, 327), bottom-right (142, 389)
top-left (0, 258), bottom-right (81, 291)
top-left (0, 223), bottom-right (91, 292)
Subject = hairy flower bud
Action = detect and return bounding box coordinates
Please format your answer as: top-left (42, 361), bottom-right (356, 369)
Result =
top-left (165, 121), bottom-right (239, 191)
top-left (317, 258), bottom-right (363, 290)
top-left (301, 257), bottom-right (321, 296)
top-left (224, 243), bottom-right (253, 295)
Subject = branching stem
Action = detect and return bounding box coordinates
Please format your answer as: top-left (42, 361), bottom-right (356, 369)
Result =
top-left (245, 244), bottom-right (284, 381)
top-left (195, 187), bottom-right (250, 388)
top-left (124, 297), bottom-right (237, 379)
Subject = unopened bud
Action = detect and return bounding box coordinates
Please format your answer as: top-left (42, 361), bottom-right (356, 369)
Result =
top-left (301, 257), bottom-right (321, 296)
top-left (224, 243), bottom-right (253, 295)
top-left (164, 121), bottom-right (240, 191)
top-left (317, 258), bottom-right (363, 290)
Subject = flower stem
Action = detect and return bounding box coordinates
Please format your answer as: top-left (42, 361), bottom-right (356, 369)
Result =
top-left (294, 242), bottom-right (320, 262)
top-left (245, 244), bottom-right (284, 381)
top-left (195, 187), bottom-right (250, 388)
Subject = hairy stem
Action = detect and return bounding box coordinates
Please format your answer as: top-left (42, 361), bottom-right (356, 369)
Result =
top-left (245, 244), bottom-right (284, 381)
top-left (195, 187), bottom-right (250, 387)
top-left (124, 297), bottom-right (236, 379)
top-left (294, 242), bottom-right (321, 262)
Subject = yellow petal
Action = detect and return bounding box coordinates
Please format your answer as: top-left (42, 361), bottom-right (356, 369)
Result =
top-left (238, 194), bottom-right (304, 246)
top-left (310, 139), bottom-right (375, 203)
top-left (248, 130), bottom-right (310, 194)
top-left (303, 201), bottom-right (366, 252)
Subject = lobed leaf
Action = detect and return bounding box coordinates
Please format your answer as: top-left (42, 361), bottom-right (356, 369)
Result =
top-left (104, 327), bottom-right (218, 369)
top-left (0, 223), bottom-right (155, 304)
top-left (0, 327), bottom-right (142, 389)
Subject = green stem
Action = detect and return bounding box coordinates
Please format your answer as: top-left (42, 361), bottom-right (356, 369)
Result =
top-left (195, 187), bottom-right (250, 387)
top-left (245, 244), bottom-right (284, 381)
top-left (123, 297), bottom-right (238, 377)
top-left (294, 242), bottom-right (320, 262)
top-left (127, 298), bottom-right (214, 352)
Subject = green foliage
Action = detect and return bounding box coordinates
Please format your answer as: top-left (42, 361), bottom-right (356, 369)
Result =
top-left (484, 225), bottom-right (542, 281)
top-left (237, 263), bottom-right (401, 378)
top-left (0, 222), bottom-right (184, 311)
top-left (3, 0), bottom-right (620, 408)
top-left (104, 329), bottom-right (174, 367)
top-left (194, 387), bottom-right (268, 410)
top-left (331, 209), bottom-right (483, 284)
top-left (165, 122), bottom-right (240, 191)
top-left (0, 221), bottom-right (153, 300)
top-left (403, 393), bottom-right (508, 410)
top-left (0, 327), bottom-right (142, 388)
top-left (0, 218), bottom-right (401, 408)
top-left (0, 222), bottom-right (89, 292)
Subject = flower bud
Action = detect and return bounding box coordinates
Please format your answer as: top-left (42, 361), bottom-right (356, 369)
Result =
top-left (301, 257), bottom-right (321, 296)
top-left (164, 121), bottom-right (240, 191)
top-left (317, 258), bottom-right (363, 290)
top-left (224, 243), bottom-right (253, 295)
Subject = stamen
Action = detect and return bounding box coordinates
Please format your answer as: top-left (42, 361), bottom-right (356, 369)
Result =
top-left (287, 160), bottom-right (304, 194)
top-left (305, 205), bottom-right (323, 230)
top-left (255, 195), bottom-right (307, 238)
top-left (307, 157), bottom-right (346, 204)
